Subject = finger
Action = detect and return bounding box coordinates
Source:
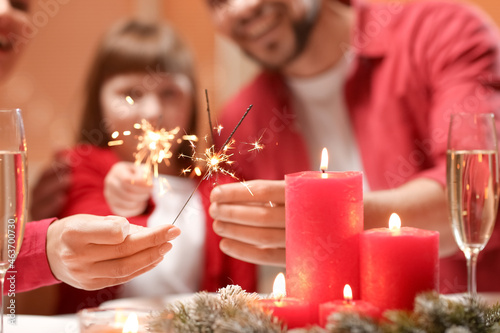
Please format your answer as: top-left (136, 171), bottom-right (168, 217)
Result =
top-left (213, 220), bottom-right (285, 247)
top-left (219, 238), bottom-right (286, 267)
top-left (211, 180), bottom-right (285, 204)
top-left (85, 224), bottom-right (180, 260)
top-left (209, 203), bottom-right (285, 228)
top-left (91, 241), bottom-right (173, 278)
top-left (77, 256), bottom-right (164, 290)
top-left (121, 178), bottom-right (152, 193)
top-left (106, 176), bottom-right (151, 201)
top-left (106, 184), bottom-right (150, 206)
top-left (60, 215), bottom-right (131, 245)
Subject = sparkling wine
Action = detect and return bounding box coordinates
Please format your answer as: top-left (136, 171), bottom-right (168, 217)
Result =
top-left (0, 151), bottom-right (27, 273)
top-left (447, 149), bottom-right (499, 252)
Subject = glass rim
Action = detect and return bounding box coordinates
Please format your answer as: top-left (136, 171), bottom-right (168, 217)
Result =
top-left (450, 112), bottom-right (495, 119)
top-left (78, 307), bottom-right (153, 316)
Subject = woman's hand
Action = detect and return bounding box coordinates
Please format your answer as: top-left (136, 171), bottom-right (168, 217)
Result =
top-left (104, 162), bottom-right (152, 217)
top-left (209, 180), bottom-right (286, 267)
top-left (46, 215), bottom-right (180, 290)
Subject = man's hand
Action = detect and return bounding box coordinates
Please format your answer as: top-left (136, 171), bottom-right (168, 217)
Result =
top-left (209, 180), bottom-right (286, 267)
top-left (104, 162), bottom-right (152, 217)
top-left (46, 215), bottom-right (180, 290)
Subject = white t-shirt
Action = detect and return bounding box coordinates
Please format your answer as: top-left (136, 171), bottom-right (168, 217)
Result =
top-left (119, 174), bottom-right (206, 297)
top-left (286, 57), bottom-right (370, 190)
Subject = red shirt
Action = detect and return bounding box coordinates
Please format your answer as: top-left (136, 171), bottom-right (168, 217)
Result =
top-left (4, 219), bottom-right (59, 294)
top-left (215, 0), bottom-right (500, 293)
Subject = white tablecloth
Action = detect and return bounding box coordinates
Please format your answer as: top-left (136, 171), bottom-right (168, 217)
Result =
top-left (4, 315), bottom-right (77, 333)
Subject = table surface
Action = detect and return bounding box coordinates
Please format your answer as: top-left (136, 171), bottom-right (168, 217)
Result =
top-left (4, 293), bottom-right (499, 332)
top-left (3, 314), bottom-right (77, 333)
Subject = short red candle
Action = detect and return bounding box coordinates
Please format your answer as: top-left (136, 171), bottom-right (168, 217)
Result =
top-left (319, 285), bottom-right (380, 327)
top-left (259, 298), bottom-right (314, 329)
top-left (360, 214), bottom-right (439, 312)
top-left (285, 169), bottom-right (363, 309)
top-left (258, 273), bottom-right (314, 329)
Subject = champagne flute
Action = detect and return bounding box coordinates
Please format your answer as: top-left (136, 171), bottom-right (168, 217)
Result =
top-left (0, 109), bottom-right (27, 332)
top-left (447, 112), bottom-right (499, 297)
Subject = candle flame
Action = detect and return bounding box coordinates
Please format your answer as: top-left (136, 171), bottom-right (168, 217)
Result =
top-left (122, 313), bottom-right (138, 333)
top-left (320, 148), bottom-right (328, 172)
top-left (272, 273), bottom-right (286, 299)
top-left (389, 213), bottom-right (401, 230)
top-left (343, 284), bottom-right (353, 302)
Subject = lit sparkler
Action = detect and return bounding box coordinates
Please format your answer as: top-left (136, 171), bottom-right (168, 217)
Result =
top-left (108, 95), bottom-right (198, 182)
top-left (172, 94), bottom-right (255, 225)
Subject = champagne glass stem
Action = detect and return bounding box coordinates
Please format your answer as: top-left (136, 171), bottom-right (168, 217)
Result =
top-left (464, 248), bottom-right (479, 297)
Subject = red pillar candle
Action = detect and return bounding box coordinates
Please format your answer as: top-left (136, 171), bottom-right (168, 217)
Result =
top-left (259, 298), bottom-right (313, 329)
top-left (285, 149), bottom-right (363, 309)
top-left (258, 273), bottom-right (314, 329)
top-left (319, 285), bottom-right (380, 327)
top-left (360, 213), bottom-right (439, 312)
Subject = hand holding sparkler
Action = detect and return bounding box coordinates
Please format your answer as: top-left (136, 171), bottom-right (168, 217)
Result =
top-left (104, 162), bottom-right (152, 217)
top-left (209, 180), bottom-right (286, 267)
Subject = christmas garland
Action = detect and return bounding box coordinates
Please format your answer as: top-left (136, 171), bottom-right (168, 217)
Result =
top-left (149, 286), bottom-right (500, 333)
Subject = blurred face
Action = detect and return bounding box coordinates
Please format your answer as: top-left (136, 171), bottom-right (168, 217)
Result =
top-left (207, 0), bottom-right (320, 69)
top-left (100, 72), bottom-right (193, 164)
top-left (0, 0), bottom-right (31, 81)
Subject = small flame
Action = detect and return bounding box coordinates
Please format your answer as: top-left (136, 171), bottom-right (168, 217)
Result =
top-left (272, 273), bottom-right (286, 299)
top-left (320, 148), bottom-right (328, 178)
top-left (194, 167), bottom-right (202, 177)
top-left (122, 313), bottom-right (138, 333)
top-left (125, 96), bottom-right (135, 106)
top-left (343, 284), bottom-right (353, 302)
top-left (320, 148), bottom-right (328, 172)
top-left (182, 135), bottom-right (198, 142)
top-left (389, 213), bottom-right (401, 230)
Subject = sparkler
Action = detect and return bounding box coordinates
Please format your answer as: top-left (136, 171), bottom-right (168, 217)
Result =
top-left (172, 93), bottom-right (255, 225)
top-left (108, 97), bottom-right (198, 183)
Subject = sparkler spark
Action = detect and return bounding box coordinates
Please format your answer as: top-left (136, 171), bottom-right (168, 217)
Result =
top-left (108, 119), bottom-right (192, 182)
top-left (172, 103), bottom-right (255, 225)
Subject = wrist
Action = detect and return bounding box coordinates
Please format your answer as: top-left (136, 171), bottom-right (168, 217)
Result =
top-left (46, 219), bottom-right (62, 282)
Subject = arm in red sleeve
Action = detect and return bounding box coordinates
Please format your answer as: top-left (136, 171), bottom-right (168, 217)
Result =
top-left (415, 1), bottom-right (500, 186)
top-left (361, 2), bottom-right (500, 258)
top-left (5, 218), bottom-right (59, 294)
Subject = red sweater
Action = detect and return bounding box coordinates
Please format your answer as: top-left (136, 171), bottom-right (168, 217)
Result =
top-left (55, 145), bottom-right (256, 313)
top-left (3, 218), bottom-right (59, 295)
top-left (214, 0), bottom-right (500, 293)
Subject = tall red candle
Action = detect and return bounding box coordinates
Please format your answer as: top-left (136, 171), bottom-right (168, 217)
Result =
top-left (360, 213), bottom-right (439, 312)
top-left (285, 150), bottom-right (363, 308)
